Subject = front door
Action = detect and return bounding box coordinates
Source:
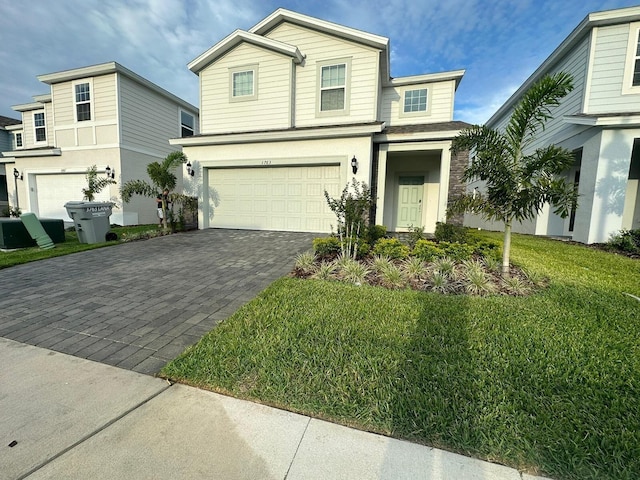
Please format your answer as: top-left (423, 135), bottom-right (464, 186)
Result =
top-left (396, 176), bottom-right (424, 229)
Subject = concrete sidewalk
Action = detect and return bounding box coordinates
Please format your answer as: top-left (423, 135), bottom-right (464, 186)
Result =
top-left (1, 338), bottom-right (551, 480)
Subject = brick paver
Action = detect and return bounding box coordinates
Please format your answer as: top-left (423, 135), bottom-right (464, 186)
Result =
top-left (0, 229), bottom-right (316, 374)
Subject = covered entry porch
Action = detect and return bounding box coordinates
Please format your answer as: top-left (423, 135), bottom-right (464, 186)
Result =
top-left (374, 141), bottom-right (453, 234)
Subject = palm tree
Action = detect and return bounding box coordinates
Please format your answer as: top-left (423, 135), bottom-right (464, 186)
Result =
top-left (82, 165), bottom-right (116, 201)
top-left (449, 72), bottom-right (579, 276)
top-left (120, 151), bottom-right (188, 231)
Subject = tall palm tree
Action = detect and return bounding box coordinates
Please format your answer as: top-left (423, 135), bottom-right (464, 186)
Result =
top-left (120, 151), bottom-right (188, 231)
top-left (449, 72), bottom-right (579, 276)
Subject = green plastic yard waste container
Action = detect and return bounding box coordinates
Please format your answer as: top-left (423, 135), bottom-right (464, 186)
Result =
top-left (64, 201), bottom-right (116, 244)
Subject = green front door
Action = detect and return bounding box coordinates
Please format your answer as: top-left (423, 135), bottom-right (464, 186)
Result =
top-left (396, 176), bottom-right (424, 228)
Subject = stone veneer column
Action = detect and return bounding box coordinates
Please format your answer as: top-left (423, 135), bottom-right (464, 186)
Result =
top-left (446, 148), bottom-right (469, 226)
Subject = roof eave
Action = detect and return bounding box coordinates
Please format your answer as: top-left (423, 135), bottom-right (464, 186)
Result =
top-left (387, 70), bottom-right (466, 89)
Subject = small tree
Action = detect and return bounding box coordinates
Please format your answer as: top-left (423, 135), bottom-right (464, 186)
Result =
top-left (120, 151), bottom-right (189, 231)
top-left (449, 72), bottom-right (579, 276)
top-left (82, 165), bottom-right (116, 201)
top-left (324, 179), bottom-right (372, 259)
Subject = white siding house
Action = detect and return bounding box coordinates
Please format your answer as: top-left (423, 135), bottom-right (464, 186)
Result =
top-left (172, 8), bottom-right (469, 234)
top-left (2, 62), bottom-right (199, 226)
top-left (471, 6), bottom-right (640, 244)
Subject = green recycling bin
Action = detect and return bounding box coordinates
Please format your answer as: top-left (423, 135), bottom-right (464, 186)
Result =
top-left (64, 201), bottom-right (116, 244)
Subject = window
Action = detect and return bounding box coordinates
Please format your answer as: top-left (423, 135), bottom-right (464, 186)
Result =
top-left (34, 112), bottom-right (46, 143)
top-left (320, 64), bottom-right (346, 111)
top-left (15, 132), bottom-right (23, 149)
top-left (622, 23), bottom-right (640, 94)
top-left (229, 65), bottom-right (258, 102)
top-left (404, 89), bottom-right (428, 113)
top-left (233, 70), bottom-right (254, 97)
top-left (181, 111), bottom-right (194, 137)
top-left (75, 82), bottom-right (91, 121)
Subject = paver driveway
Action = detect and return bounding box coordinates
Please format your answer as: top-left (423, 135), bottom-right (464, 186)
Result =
top-left (0, 229), bottom-right (316, 374)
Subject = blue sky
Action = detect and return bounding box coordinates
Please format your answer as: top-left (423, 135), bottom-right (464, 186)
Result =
top-left (2, 0), bottom-right (640, 124)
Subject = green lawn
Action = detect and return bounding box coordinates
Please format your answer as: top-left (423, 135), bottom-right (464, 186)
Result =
top-left (0, 224), bottom-right (160, 269)
top-left (162, 233), bottom-right (640, 480)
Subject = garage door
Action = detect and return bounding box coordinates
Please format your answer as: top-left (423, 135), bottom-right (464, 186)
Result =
top-left (208, 165), bottom-right (342, 232)
top-left (34, 174), bottom-right (111, 221)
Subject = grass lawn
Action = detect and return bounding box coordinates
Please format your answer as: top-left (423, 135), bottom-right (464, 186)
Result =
top-left (162, 232), bottom-right (640, 480)
top-left (0, 224), bottom-right (161, 269)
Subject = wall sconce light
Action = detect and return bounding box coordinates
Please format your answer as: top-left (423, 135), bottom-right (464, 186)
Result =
top-left (105, 166), bottom-right (115, 179)
top-left (186, 161), bottom-right (195, 177)
top-left (351, 156), bottom-right (358, 175)
top-left (13, 168), bottom-right (23, 181)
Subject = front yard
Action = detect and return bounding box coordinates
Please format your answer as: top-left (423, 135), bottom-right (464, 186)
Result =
top-left (162, 232), bottom-right (639, 480)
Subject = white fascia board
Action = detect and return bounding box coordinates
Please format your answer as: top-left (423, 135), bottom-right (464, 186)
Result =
top-left (32, 94), bottom-right (51, 103)
top-left (6, 148), bottom-right (62, 157)
top-left (170, 123), bottom-right (385, 146)
top-left (374, 130), bottom-right (462, 143)
top-left (564, 114), bottom-right (640, 126)
top-left (486, 5), bottom-right (640, 127)
top-left (188, 30), bottom-right (304, 73)
top-left (37, 61), bottom-right (198, 112)
top-left (387, 70), bottom-right (466, 89)
top-left (12, 102), bottom-right (45, 112)
top-left (4, 124), bottom-right (23, 131)
top-left (249, 8), bottom-right (389, 50)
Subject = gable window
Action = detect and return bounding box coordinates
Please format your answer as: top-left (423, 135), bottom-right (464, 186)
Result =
top-left (75, 82), bottom-right (91, 121)
top-left (15, 132), bottom-right (23, 149)
top-left (229, 65), bottom-right (258, 102)
top-left (181, 111), bottom-right (194, 137)
top-left (404, 89), bottom-right (428, 112)
top-left (34, 112), bottom-right (46, 143)
top-left (633, 30), bottom-right (640, 86)
top-left (320, 64), bottom-right (346, 111)
top-left (233, 71), bottom-right (254, 97)
top-left (622, 23), bottom-right (640, 94)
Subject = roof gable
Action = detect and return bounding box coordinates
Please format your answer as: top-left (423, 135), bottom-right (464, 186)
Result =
top-left (188, 30), bottom-right (304, 74)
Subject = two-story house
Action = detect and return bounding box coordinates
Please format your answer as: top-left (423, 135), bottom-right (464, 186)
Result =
top-left (171, 8), bottom-right (469, 234)
top-left (2, 62), bottom-right (199, 226)
top-left (472, 6), bottom-right (640, 244)
top-left (0, 115), bottom-right (22, 214)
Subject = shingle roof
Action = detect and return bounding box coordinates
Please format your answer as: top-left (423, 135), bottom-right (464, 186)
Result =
top-left (382, 121), bottom-right (471, 134)
top-left (0, 115), bottom-right (21, 129)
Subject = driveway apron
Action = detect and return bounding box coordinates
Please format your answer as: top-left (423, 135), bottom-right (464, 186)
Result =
top-left (0, 229), bottom-right (316, 374)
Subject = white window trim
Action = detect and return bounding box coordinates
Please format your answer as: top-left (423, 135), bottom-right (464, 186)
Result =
top-left (33, 110), bottom-right (47, 145)
top-left (73, 79), bottom-right (94, 122)
top-left (229, 64), bottom-right (258, 103)
top-left (179, 109), bottom-right (195, 137)
top-left (316, 58), bottom-right (352, 118)
top-left (15, 131), bottom-right (24, 150)
top-left (399, 87), bottom-right (432, 118)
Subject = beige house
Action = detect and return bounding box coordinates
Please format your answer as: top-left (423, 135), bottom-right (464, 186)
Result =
top-left (2, 62), bottom-right (199, 225)
top-left (171, 8), bottom-right (469, 234)
top-left (470, 6), bottom-right (640, 244)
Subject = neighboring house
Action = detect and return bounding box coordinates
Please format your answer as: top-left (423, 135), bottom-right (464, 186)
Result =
top-left (171, 8), bottom-right (469, 234)
top-left (0, 115), bottom-right (22, 214)
top-left (1, 62), bottom-right (199, 225)
top-left (470, 6), bottom-right (640, 244)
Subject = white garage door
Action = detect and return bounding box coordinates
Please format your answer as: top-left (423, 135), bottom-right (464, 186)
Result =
top-left (34, 174), bottom-right (111, 221)
top-left (208, 165), bottom-right (342, 232)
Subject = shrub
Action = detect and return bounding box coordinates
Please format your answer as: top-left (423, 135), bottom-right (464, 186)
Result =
top-left (412, 239), bottom-right (444, 261)
top-left (434, 222), bottom-right (468, 243)
top-left (295, 251), bottom-right (317, 274)
top-left (313, 261), bottom-right (336, 280)
top-left (313, 237), bottom-right (341, 257)
top-left (607, 229), bottom-right (640, 254)
top-left (470, 239), bottom-right (502, 261)
top-left (339, 258), bottom-right (371, 285)
top-left (439, 241), bottom-right (475, 261)
top-left (365, 224), bottom-right (387, 246)
top-left (371, 255), bottom-right (394, 275)
top-left (407, 224), bottom-right (425, 249)
top-left (379, 264), bottom-right (406, 289)
top-left (402, 257), bottom-right (428, 283)
top-left (372, 238), bottom-right (410, 259)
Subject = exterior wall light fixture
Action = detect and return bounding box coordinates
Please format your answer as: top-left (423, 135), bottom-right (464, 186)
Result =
top-left (351, 156), bottom-right (358, 175)
top-left (13, 168), bottom-right (23, 181)
top-left (105, 166), bottom-right (115, 179)
top-left (186, 161), bottom-right (195, 176)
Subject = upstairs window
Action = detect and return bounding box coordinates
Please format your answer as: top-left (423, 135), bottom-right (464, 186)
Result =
top-left (34, 112), bottom-right (46, 143)
top-left (633, 30), bottom-right (640, 87)
top-left (75, 82), bottom-right (91, 121)
top-left (233, 70), bottom-right (254, 97)
top-left (320, 63), bottom-right (346, 111)
top-left (15, 132), bottom-right (23, 149)
top-left (404, 89), bottom-right (428, 112)
top-left (181, 111), bottom-right (194, 137)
